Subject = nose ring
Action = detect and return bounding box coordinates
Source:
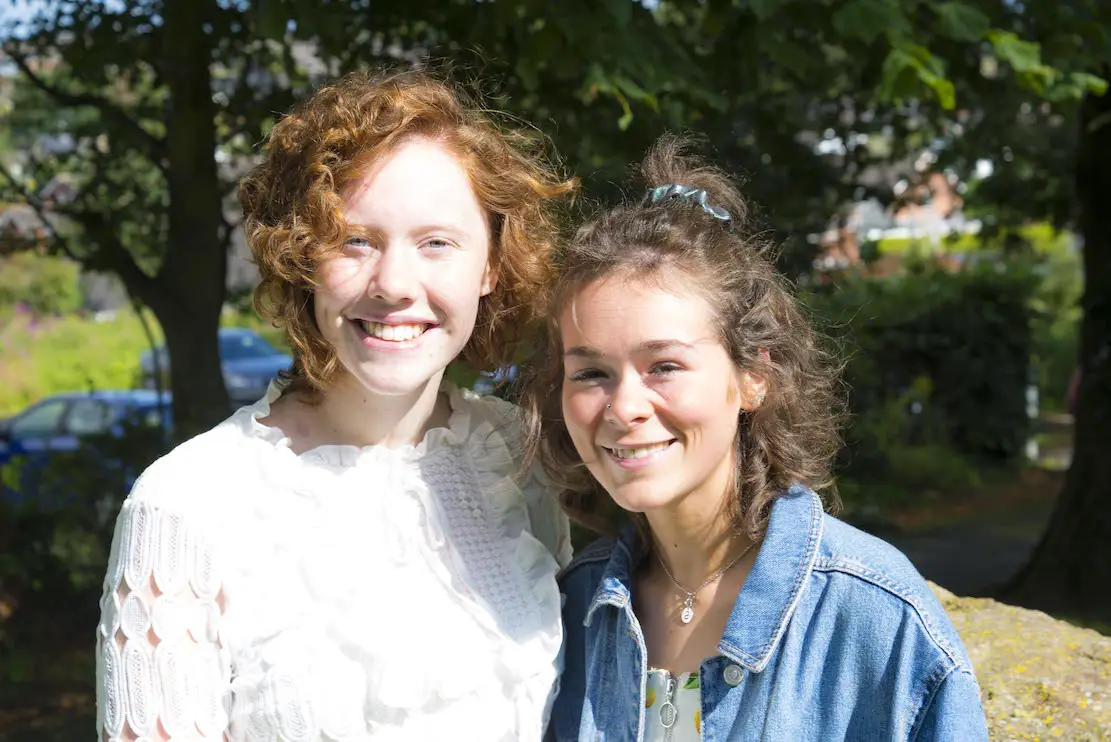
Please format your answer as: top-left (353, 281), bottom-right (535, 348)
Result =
top-left (606, 404), bottom-right (612, 410)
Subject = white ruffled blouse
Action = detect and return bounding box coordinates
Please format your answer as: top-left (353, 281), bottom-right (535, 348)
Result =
top-left (95, 382), bottom-right (572, 741)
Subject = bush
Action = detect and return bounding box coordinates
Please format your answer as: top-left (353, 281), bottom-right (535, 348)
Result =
top-left (0, 422), bottom-right (170, 655)
top-left (807, 258), bottom-right (1039, 473)
top-left (0, 252), bottom-right (82, 315)
top-left (1028, 247), bottom-right (1083, 412)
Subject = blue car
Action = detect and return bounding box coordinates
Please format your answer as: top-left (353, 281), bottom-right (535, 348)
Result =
top-left (0, 390), bottom-right (172, 512)
top-left (140, 327), bottom-right (292, 406)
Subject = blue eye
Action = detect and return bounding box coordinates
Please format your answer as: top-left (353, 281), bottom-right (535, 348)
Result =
top-left (343, 236), bottom-right (374, 255)
top-left (422, 238), bottom-right (452, 252)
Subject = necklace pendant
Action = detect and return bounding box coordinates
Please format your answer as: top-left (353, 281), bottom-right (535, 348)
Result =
top-left (680, 597), bottom-right (695, 624)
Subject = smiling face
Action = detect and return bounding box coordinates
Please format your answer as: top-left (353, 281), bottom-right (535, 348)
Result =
top-left (560, 274), bottom-right (758, 516)
top-left (313, 137), bottom-right (496, 397)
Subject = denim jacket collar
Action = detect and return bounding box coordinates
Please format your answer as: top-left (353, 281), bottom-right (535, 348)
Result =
top-left (583, 484), bottom-right (824, 673)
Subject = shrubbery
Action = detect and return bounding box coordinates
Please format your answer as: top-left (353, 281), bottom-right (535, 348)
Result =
top-left (0, 252), bottom-right (82, 316)
top-left (0, 309), bottom-right (156, 417)
top-left (807, 237), bottom-right (1081, 510)
top-left (809, 259), bottom-right (1039, 467)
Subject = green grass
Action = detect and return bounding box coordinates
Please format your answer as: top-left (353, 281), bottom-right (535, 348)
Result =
top-left (0, 310), bottom-right (157, 417)
top-left (0, 307), bottom-right (290, 418)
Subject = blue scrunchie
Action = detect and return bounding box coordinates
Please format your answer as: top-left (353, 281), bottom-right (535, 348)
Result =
top-left (644, 184), bottom-right (732, 225)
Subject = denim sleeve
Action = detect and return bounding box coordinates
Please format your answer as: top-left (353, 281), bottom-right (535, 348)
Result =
top-left (546, 568), bottom-right (592, 741)
top-left (911, 668), bottom-right (990, 741)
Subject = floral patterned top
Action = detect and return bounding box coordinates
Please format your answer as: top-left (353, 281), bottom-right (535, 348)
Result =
top-left (645, 668), bottom-right (702, 741)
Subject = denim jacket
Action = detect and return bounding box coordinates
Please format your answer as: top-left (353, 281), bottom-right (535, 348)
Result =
top-left (549, 486), bottom-right (990, 741)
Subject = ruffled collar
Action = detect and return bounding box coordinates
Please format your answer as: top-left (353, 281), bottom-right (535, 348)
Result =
top-left (232, 378), bottom-right (481, 469)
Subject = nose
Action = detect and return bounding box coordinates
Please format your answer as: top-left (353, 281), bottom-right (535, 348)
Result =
top-left (606, 375), bottom-right (653, 428)
top-left (367, 245), bottom-right (419, 304)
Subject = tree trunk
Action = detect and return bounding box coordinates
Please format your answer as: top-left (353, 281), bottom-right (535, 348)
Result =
top-left (157, 0), bottom-right (230, 440)
top-left (1003, 76), bottom-right (1111, 620)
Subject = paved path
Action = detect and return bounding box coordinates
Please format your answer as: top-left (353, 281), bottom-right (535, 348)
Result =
top-left (882, 499), bottom-right (1054, 596)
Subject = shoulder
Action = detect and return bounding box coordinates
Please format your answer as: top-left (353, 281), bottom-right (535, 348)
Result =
top-left (451, 386), bottom-right (524, 443)
top-left (810, 514), bottom-right (974, 671)
top-left (558, 536), bottom-right (617, 592)
top-left (127, 412), bottom-right (254, 514)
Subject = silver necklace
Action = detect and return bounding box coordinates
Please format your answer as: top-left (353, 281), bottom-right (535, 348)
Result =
top-left (656, 540), bottom-right (756, 624)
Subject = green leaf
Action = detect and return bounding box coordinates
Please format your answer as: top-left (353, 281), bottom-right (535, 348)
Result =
top-left (833, 0), bottom-right (909, 44)
top-left (683, 674), bottom-right (700, 690)
top-left (987, 31), bottom-right (1042, 73)
top-left (1071, 71), bottom-right (1108, 96)
top-left (880, 45), bottom-right (956, 109)
top-left (613, 73), bottom-right (658, 111)
top-left (925, 76), bottom-right (956, 109)
top-left (880, 48), bottom-right (921, 100)
top-left (934, 2), bottom-right (990, 43)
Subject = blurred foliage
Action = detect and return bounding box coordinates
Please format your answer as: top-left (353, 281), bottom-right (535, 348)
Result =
top-left (0, 421), bottom-right (169, 668)
top-left (0, 0), bottom-right (1105, 435)
top-left (0, 308), bottom-right (156, 417)
top-left (873, 221), bottom-right (1075, 257)
top-left (0, 307), bottom-right (282, 418)
top-left (0, 252), bottom-right (82, 315)
top-left (809, 258), bottom-right (1041, 473)
top-left (862, 223), bottom-right (1084, 412)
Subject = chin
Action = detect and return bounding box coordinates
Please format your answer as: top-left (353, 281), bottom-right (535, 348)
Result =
top-left (338, 355), bottom-right (450, 397)
top-left (602, 482), bottom-right (681, 515)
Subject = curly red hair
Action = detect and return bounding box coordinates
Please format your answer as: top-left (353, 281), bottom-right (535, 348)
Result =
top-left (238, 68), bottom-right (575, 394)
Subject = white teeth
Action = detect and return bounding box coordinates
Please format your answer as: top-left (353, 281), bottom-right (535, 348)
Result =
top-left (359, 321), bottom-right (426, 341)
top-left (611, 442), bottom-right (672, 460)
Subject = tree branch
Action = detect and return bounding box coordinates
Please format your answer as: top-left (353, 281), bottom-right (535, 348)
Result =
top-left (0, 160), bottom-right (82, 262)
top-left (5, 48), bottom-right (169, 173)
top-left (51, 202), bottom-right (160, 304)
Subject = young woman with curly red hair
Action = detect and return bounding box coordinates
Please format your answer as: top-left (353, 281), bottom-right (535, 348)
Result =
top-left (95, 69), bottom-right (575, 741)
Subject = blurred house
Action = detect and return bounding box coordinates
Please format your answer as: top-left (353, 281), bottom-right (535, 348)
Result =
top-left (813, 167), bottom-right (978, 274)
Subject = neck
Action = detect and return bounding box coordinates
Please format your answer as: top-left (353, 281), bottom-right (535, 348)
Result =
top-left (308, 369), bottom-right (450, 449)
top-left (644, 460), bottom-right (751, 591)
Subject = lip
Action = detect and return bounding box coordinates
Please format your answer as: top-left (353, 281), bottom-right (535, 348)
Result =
top-left (349, 317), bottom-right (435, 351)
top-left (601, 440), bottom-right (676, 470)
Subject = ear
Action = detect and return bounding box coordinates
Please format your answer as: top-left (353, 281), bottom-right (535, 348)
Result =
top-left (480, 259), bottom-right (499, 297)
top-left (739, 348), bottom-right (771, 411)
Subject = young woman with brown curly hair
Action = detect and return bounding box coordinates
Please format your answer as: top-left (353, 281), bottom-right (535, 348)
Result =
top-left (95, 69), bottom-right (575, 741)
top-left (527, 136), bottom-right (989, 741)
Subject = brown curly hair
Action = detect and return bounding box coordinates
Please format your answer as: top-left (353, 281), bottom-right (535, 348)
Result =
top-left (238, 68), bottom-right (576, 395)
top-left (521, 134), bottom-right (844, 540)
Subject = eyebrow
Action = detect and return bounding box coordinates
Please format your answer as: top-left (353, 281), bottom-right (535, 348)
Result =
top-left (409, 223), bottom-right (472, 240)
top-left (343, 222), bottom-right (473, 240)
top-left (562, 339), bottom-right (698, 358)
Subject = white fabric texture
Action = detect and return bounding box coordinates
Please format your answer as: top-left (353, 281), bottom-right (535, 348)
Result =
top-left (95, 382), bottom-right (572, 741)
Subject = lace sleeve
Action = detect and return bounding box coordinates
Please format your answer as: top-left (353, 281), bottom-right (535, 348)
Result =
top-left (521, 467), bottom-right (574, 569)
top-left (96, 498), bottom-right (231, 740)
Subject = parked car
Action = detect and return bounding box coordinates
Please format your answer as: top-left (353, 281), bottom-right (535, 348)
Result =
top-left (0, 390), bottom-right (172, 511)
top-left (139, 326), bottom-right (292, 406)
